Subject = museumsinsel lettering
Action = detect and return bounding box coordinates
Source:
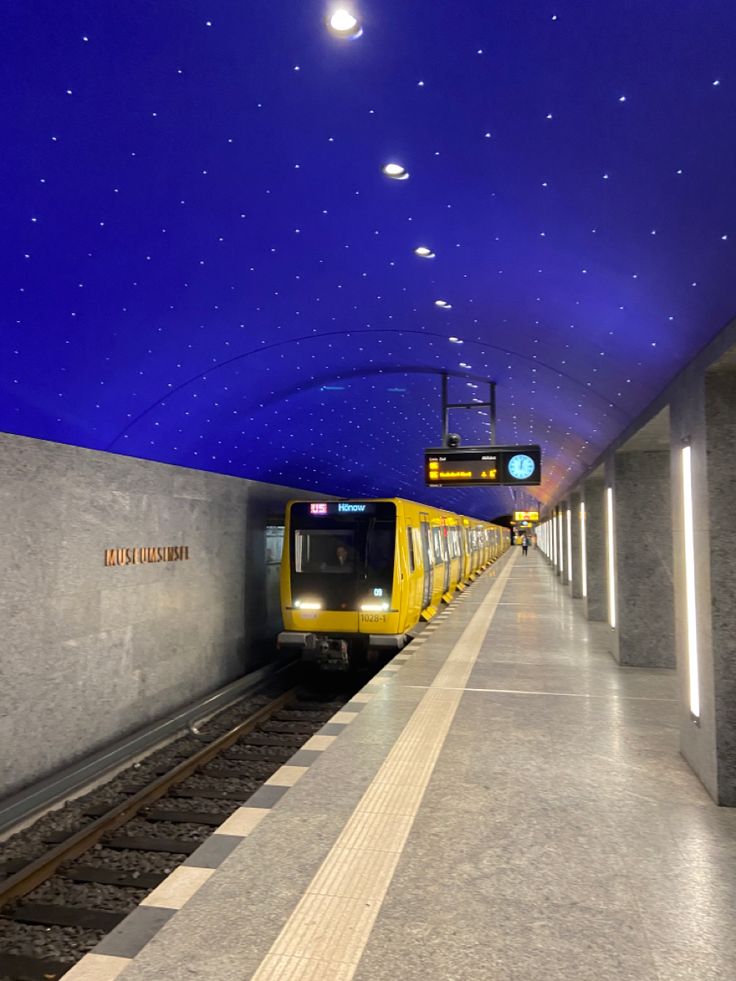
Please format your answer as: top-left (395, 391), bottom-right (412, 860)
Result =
top-left (104, 546), bottom-right (190, 567)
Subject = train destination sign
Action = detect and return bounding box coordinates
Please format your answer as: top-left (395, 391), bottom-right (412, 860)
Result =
top-left (425, 445), bottom-right (542, 487)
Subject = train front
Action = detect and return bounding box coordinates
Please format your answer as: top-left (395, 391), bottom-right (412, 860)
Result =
top-left (278, 500), bottom-right (402, 669)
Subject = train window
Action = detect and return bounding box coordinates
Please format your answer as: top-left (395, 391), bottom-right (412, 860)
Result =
top-left (294, 530), bottom-right (355, 573)
top-left (366, 521), bottom-right (395, 577)
top-left (421, 521), bottom-right (434, 567)
top-left (445, 526), bottom-right (452, 558)
top-left (265, 525), bottom-right (284, 566)
top-left (432, 527), bottom-right (444, 562)
top-left (407, 527), bottom-right (415, 572)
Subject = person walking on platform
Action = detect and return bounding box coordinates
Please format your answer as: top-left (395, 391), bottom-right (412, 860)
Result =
top-left (521, 534), bottom-right (529, 556)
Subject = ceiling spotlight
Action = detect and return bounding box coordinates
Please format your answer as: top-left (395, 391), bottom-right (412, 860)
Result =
top-left (383, 162), bottom-right (409, 180)
top-left (435, 299), bottom-right (452, 309)
top-left (448, 337), bottom-right (463, 345)
top-left (414, 246), bottom-right (435, 258)
top-left (328, 8), bottom-right (362, 38)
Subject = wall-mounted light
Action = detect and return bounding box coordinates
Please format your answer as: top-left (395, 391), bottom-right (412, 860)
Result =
top-left (552, 513), bottom-right (558, 566)
top-left (558, 510), bottom-right (564, 575)
top-left (580, 501), bottom-right (587, 598)
top-left (566, 508), bottom-right (572, 581)
top-left (681, 444), bottom-right (700, 719)
top-left (606, 487), bottom-right (616, 628)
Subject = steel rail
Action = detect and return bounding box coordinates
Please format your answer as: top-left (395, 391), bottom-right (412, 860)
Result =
top-left (0, 688), bottom-right (297, 908)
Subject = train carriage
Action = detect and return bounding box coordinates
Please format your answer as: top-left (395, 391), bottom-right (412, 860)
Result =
top-left (278, 498), bottom-right (509, 669)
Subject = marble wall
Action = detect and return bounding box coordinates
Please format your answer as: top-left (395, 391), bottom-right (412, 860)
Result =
top-left (569, 491), bottom-right (584, 599)
top-left (667, 371), bottom-right (718, 799)
top-left (611, 450), bottom-right (675, 668)
top-left (0, 432), bottom-right (322, 797)
top-left (704, 368), bottom-right (736, 805)
top-left (582, 479), bottom-right (607, 622)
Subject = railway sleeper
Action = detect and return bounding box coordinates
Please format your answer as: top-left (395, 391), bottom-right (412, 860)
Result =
top-left (140, 808), bottom-right (229, 826)
top-left (98, 835), bottom-right (199, 855)
top-left (0, 951), bottom-right (73, 981)
top-left (60, 865), bottom-right (166, 889)
top-left (168, 785), bottom-right (254, 801)
top-left (4, 902), bottom-right (125, 931)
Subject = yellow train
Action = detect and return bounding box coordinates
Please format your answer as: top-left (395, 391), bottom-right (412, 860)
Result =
top-left (278, 498), bottom-right (509, 669)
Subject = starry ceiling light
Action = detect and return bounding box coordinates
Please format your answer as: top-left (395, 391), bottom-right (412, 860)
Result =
top-left (4, 1), bottom-right (736, 519)
top-left (414, 246), bottom-right (435, 258)
top-left (327, 8), bottom-right (362, 39)
top-left (382, 163), bottom-right (409, 180)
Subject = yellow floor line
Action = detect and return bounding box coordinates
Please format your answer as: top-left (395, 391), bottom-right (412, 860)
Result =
top-left (249, 551), bottom-right (518, 980)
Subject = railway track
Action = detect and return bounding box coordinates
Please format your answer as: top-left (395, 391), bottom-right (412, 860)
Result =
top-left (0, 679), bottom-right (358, 980)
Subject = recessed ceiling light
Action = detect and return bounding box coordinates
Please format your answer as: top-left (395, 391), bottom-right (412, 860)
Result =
top-left (435, 300), bottom-right (452, 309)
top-left (448, 336), bottom-right (462, 343)
top-left (414, 246), bottom-right (435, 258)
top-left (328, 8), bottom-right (362, 38)
top-left (382, 163), bottom-right (409, 180)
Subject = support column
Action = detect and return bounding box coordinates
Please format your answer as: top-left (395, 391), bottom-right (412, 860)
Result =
top-left (671, 371), bottom-right (716, 800)
top-left (555, 506), bottom-right (564, 578)
top-left (569, 490), bottom-right (584, 598)
top-left (671, 357), bottom-right (736, 805)
top-left (704, 367), bottom-right (736, 805)
top-left (582, 478), bottom-right (606, 621)
top-left (560, 499), bottom-right (572, 586)
top-left (611, 448), bottom-right (675, 667)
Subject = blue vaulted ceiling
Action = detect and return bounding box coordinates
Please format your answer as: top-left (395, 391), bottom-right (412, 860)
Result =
top-left (2, 1), bottom-right (735, 518)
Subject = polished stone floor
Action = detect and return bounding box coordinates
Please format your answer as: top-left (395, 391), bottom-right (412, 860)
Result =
top-left (70, 549), bottom-right (736, 981)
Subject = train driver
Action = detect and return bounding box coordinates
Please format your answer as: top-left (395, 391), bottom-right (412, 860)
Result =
top-left (321, 543), bottom-right (354, 573)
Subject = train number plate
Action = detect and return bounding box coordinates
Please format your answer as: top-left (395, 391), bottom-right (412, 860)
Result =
top-left (360, 613), bottom-right (387, 623)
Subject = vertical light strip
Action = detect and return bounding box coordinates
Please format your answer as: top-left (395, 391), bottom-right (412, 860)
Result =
top-left (558, 511), bottom-right (564, 574)
top-left (606, 486), bottom-right (616, 628)
top-left (681, 446), bottom-right (700, 719)
top-left (580, 502), bottom-right (587, 598)
top-left (566, 508), bottom-right (572, 581)
top-left (552, 514), bottom-right (558, 566)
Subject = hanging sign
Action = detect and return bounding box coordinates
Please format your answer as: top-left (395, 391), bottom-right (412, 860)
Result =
top-left (425, 445), bottom-right (541, 487)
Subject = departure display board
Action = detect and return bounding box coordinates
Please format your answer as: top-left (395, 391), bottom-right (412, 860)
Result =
top-left (514, 510), bottom-right (540, 522)
top-left (425, 445), bottom-right (542, 487)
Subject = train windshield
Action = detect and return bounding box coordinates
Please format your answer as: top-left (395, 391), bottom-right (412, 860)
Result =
top-left (289, 502), bottom-right (396, 610)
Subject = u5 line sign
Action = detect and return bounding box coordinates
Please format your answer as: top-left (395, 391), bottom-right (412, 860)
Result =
top-left (425, 445), bottom-right (542, 487)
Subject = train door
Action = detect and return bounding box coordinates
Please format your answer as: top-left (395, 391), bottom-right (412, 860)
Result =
top-left (419, 516), bottom-right (433, 609)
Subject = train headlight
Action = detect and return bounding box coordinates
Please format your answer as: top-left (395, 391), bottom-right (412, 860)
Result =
top-left (294, 599), bottom-right (322, 610)
top-left (360, 602), bottom-right (390, 612)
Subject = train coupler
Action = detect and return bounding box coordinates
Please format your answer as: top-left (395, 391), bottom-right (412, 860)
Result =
top-left (304, 635), bottom-right (350, 670)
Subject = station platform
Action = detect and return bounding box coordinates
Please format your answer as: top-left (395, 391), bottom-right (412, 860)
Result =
top-left (69, 549), bottom-right (736, 981)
